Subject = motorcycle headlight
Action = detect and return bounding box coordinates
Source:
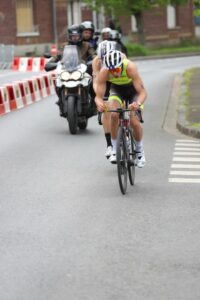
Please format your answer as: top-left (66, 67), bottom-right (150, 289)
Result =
top-left (71, 71), bottom-right (82, 80)
top-left (61, 71), bottom-right (70, 81)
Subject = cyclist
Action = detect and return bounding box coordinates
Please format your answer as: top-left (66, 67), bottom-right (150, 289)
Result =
top-left (81, 21), bottom-right (98, 50)
top-left (92, 40), bottom-right (118, 158)
top-left (94, 50), bottom-right (147, 167)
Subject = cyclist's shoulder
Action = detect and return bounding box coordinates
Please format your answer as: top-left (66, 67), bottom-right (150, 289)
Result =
top-left (126, 59), bottom-right (138, 73)
top-left (98, 67), bottom-right (109, 81)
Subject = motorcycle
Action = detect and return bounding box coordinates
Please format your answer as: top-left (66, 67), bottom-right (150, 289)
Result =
top-left (45, 45), bottom-right (96, 134)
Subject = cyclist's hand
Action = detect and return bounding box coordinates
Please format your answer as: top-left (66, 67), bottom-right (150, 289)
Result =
top-left (129, 102), bottom-right (139, 111)
top-left (96, 100), bottom-right (106, 112)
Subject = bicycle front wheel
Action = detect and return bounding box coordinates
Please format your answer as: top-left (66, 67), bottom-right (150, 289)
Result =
top-left (127, 129), bottom-right (136, 185)
top-left (116, 127), bottom-right (128, 195)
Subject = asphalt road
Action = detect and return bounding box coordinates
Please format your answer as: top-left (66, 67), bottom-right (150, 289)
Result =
top-left (0, 57), bottom-right (200, 300)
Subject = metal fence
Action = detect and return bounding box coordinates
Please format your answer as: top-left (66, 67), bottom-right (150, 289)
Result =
top-left (0, 44), bottom-right (15, 69)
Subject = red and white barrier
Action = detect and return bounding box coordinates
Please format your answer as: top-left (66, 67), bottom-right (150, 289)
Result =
top-left (35, 76), bottom-right (48, 98)
top-left (18, 57), bottom-right (29, 72)
top-left (0, 74), bottom-right (55, 116)
top-left (0, 86), bottom-right (10, 115)
top-left (12, 57), bottom-right (48, 72)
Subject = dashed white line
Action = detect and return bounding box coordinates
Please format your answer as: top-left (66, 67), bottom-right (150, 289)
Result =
top-left (171, 164), bottom-right (200, 169)
top-left (176, 139), bottom-right (199, 143)
top-left (170, 170), bottom-right (200, 176)
top-left (175, 143), bottom-right (200, 147)
top-left (169, 139), bottom-right (200, 184)
top-left (175, 147), bottom-right (200, 151)
top-left (168, 178), bottom-right (200, 183)
top-left (173, 152), bottom-right (200, 156)
top-left (173, 157), bottom-right (200, 162)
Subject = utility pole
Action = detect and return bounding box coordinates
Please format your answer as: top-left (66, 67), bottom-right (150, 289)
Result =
top-left (52, 0), bottom-right (58, 45)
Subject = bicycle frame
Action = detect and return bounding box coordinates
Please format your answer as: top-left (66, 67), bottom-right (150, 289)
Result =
top-left (108, 106), bottom-right (136, 194)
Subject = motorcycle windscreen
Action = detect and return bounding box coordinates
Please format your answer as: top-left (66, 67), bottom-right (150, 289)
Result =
top-left (62, 45), bottom-right (80, 72)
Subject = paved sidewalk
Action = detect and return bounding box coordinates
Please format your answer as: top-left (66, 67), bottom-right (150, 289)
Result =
top-left (176, 67), bottom-right (200, 139)
top-left (132, 52), bottom-right (200, 139)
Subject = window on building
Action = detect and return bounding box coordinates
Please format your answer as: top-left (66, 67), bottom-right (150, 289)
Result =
top-left (16, 0), bottom-right (38, 35)
top-left (68, 0), bottom-right (81, 26)
top-left (131, 15), bottom-right (138, 32)
top-left (167, 5), bottom-right (176, 29)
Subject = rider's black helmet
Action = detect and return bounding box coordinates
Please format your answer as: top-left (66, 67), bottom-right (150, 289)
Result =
top-left (110, 30), bottom-right (121, 41)
top-left (67, 24), bottom-right (83, 45)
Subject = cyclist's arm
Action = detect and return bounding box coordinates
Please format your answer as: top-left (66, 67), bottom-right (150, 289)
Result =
top-left (92, 57), bottom-right (101, 93)
top-left (127, 62), bottom-right (147, 109)
top-left (94, 69), bottom-right (108, 112)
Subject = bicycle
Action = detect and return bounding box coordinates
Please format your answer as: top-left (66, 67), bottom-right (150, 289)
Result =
top-left (108, 103), bottom-right (137, 195)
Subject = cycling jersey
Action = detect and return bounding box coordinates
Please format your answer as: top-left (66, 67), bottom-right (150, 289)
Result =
top-left (108, 59), bottom-right (132, 85)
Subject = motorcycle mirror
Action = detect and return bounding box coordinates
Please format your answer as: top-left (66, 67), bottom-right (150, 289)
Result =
top-left (44, 53), bottom-right (52, 59)
top-left (44, 62), bottom-right (58, 72)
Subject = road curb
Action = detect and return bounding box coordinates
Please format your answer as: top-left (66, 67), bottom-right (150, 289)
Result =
top-left (130, 52), bottom-right (200, 61)
top-left (176, 73), bottom-right (200, 139)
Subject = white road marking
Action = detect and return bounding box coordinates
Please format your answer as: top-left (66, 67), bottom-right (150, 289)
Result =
top-left (171, 164), bottom-right (200, 169)
top-left (175, 147), bottom-right (200, 151)
top-left (175, 143), bottom-right (200, 147)
top-left (168, 178), bottom-right (200, 183)
top-left (173, 157), bottom-right (200, 162)
top-left (170, 170), bottom-right (200, 176)
top-left (169, 139), bottom-right (200, 184)
top-left (176, 139), bottom-right (200, 143)
top-left (173, 152), bottom-right (200, 156)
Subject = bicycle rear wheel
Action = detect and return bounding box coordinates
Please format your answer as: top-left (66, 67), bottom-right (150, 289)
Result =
top-left (116, 127), bottom-right (128, 195)
top-left (127, 129), bottom-right (136, 185)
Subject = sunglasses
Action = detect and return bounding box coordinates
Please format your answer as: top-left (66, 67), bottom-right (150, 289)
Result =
top-left (109, 67), bottom-right (122, 74)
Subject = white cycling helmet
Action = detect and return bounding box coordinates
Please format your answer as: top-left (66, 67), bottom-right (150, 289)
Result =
top-left (103, 50), bottom-right (123, 69)
top-left (101, 27), bottom-right (111, 34)
top-left (97, 40), bottom-right (117, 60)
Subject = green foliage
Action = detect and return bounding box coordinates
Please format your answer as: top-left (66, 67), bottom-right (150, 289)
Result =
top-left (125, 40), bottom-right (200, 57)
top-left (125, 43), bottom-right (149, 56)
top-left (191, 123), bottom-right (200, 127)
top-left (83, 0), bottom-right (188, 16)
top-left (194, 9), bottom-right (200, 16)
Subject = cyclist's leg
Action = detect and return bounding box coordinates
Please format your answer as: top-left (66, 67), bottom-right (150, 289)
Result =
top-left (129, 96), bottom-right (146, 167)
top-left (108, 94), bottom-right (123, 139)
top-left (108, 94), bottom-right (123, 163)
top-left (103, 100), bottom-right (112, 157)
top-left (102, 86), bottom-right (111, 144)
top-left (130, 112), bottom-right (143, 142)
top-left (102, 83), bottom-right (112, 157)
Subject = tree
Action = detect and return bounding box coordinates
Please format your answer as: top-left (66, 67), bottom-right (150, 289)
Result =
top-left (194, 0), bottom-right (200, 16)
top-left (83, 0), bottom-right (189, 44)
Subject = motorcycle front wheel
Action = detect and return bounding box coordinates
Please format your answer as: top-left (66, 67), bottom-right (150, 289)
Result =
top-left (67, 96), bottom-right (78, 134)
top-left (78, 119), bottom-right (88, 130)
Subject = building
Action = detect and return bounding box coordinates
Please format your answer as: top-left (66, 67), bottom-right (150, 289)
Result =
top-left (0, 0), bottom-right (195, 56)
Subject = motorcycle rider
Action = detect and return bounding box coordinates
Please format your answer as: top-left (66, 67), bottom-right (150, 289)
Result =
top-left (110, 29), bottom-right (128, 56)
top-left (101, 27), bottom-right (112, 41)
top-left (81, 21), bottom-right (98, 50)
top-left (45, 24), bottom-right (96, 117)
